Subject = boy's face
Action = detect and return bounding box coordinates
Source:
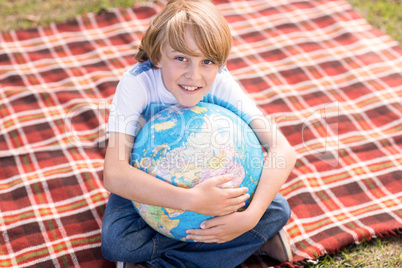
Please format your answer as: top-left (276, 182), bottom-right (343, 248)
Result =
top-left (156, 30), bottom-right (220, 107)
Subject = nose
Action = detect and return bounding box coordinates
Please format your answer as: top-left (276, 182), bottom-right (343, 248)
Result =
top-left (184, 63), bottom-right (201, 81)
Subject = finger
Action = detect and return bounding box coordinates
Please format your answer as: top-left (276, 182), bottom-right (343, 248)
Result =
top-left (217, 195), bottom-right (248, 216)
top-left (232, 201), bottom-right (247, 212)
top-left (235, 192), bottom-right (250, 202)
top-left (209, 174), bottom-right (234, 187)
top-left (200, 216), bottom-right (230, 230)
top-left (225, 194), bottom-right (249, 209)
top-left (186, 235), bottom-right (220, 243)
top-left (200, 219), bottom-right (218, 229)
top-left (220, 199), bottom-right (248, 215)
top-left (223, 193), bottom-right (249, 211)
top-left (224, 187), bottom-right (249, 198)
top-left (187, 223), bottom-right (219, 234)
top-left (186, 228), bottom-right (221, 240)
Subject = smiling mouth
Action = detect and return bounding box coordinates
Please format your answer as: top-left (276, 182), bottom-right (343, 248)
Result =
top-left (180, 85), bottom-right (202, 92)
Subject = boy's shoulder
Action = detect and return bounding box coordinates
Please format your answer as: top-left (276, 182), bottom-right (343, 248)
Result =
top-left (127, 60), bottom-right (156, 77)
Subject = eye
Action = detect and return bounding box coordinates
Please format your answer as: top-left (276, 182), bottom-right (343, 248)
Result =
top-left (203, 59), bottom-right (215, 65)
top-left (175, 56), bottom-right (187, 62)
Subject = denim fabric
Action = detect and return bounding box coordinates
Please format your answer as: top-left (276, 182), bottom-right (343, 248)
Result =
top-left (101, 193), bottom-right (291, 268)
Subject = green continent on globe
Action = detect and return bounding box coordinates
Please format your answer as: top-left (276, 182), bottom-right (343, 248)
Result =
top-left (133, 202), bottom-right (181, 239)
top-left (131, 102), bottom-right (264, 242)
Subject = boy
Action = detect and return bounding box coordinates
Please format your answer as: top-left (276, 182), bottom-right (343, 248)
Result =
top-left (101, 0), bottom-right (297, 267)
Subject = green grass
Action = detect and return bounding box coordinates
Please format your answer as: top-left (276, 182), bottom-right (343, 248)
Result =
top-left (0, 0), bottom-right (401, 267)
top-left (0, 0), bottom-right (140, 32)
top-left (0, 0), bottom-right (401, 44)
top-left (305, 236), bottom-right (402, 268)
top-left (347, 0), bottom-right (402, 44)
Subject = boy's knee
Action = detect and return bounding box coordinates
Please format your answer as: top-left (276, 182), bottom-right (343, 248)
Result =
top-left (101, 221), bottom-right (122, 262)
top-left (273, 194), bottom-right (291, 225)
top-left (101, 237), bottom-right (118, 261)
top-left (278, 194), bottom-right (291, 220)
top-left (101, 215), bottom-right (155, 263)
top-left (258, 194), bottom-right (291, 229)
top-left (101, 229), bottom-right (146, 263)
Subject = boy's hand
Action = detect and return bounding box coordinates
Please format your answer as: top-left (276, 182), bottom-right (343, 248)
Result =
top-left (188, 174), bottom-right (249, 217)
top-left (185, 211), bottom-right (255, 243)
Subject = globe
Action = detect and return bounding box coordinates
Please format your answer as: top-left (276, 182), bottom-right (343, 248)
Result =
top-left (130, 102), bottom-right (264, 242)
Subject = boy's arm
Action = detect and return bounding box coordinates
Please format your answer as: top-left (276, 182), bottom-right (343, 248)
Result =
top-left (103, 131), bottom-right (250, 216)
top-left (186, 116), bottom-right (296, 243)
top-left (241, 116), bottom-right (296, 225)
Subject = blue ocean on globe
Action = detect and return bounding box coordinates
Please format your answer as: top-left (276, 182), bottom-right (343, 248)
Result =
top-left (131, 102), bottom-right (264, 242)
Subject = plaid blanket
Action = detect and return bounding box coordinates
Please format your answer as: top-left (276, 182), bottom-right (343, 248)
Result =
top-left (1, 0), bottom-right (401, 267)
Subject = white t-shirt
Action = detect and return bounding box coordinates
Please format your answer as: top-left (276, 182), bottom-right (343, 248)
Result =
top-left (107, 60), bottom-right (263, 136)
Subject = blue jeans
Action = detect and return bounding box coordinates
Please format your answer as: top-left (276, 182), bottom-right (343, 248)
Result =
top-left (101, 193), bottom-right (291, 268)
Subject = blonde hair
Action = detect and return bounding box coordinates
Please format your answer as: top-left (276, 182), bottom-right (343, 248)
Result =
top-left (135, 0), bottom-right (232, 68)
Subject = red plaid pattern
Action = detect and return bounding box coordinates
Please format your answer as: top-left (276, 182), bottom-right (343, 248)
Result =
top-left (0, 0), bottom-right (401, 267)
